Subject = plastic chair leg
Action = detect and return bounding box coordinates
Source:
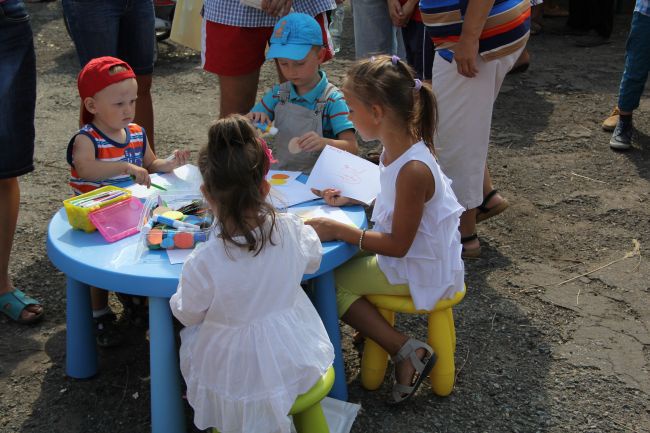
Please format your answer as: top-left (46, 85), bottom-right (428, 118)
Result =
top-left (360, 308), bottom-right (394, 390)
top-left (446, 308), bottom-right (456, 352)
top-left (293, 403), bottom-right (330, 433)
top-left (428, 310), bottom-right (455, 396)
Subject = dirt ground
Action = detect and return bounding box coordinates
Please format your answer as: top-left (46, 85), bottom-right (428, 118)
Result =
top-left (1, 2), bottom-right (649, 433)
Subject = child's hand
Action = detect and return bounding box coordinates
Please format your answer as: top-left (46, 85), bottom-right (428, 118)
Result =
top-left (311, 188), bottom-right (352, 207)
top-left (127, 164), bottom-right (151, 188)
top-left (304, 217), bottom-right (342, 242)
top-left (169, 149), bottom-right (190, 168)
top-left (246, 111), bottom-right (271, 125)
top-left (297, 131), bottom-right (325, 152)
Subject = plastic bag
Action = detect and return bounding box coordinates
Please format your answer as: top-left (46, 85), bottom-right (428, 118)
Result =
top-left (290, 397), bottom-right (360, 433)
top-left (170, 0), bottom-right (203, 51)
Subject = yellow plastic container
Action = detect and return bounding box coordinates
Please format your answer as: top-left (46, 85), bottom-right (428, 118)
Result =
top-left (63, 186), bottom-right (132, 232)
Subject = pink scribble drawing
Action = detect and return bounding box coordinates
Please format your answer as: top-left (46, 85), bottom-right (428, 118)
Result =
top-left (337, 164), bottom-right (366, 184)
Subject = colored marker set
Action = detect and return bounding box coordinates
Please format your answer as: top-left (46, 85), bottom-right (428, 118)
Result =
top-left (63, 186), bottom-right (132, 233)
top-left (139, 193), bottom-right (213, 251)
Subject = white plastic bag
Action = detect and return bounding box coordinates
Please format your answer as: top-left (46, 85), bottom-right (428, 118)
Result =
top-left (291, 397), bottom-right (361, 433)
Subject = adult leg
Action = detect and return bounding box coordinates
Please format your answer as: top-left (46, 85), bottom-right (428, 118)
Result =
top-left (352, 0), bottom-right (399, 59)
top-left (590, 0), bottom-right (614, 39)
top-left (567, 0), bottom-right (589, 32)
top-left (135, 74), bottom-right (155, 153)
top-left (432, 49), bottom-right (522, 254)
top-left (0, 0), bottom-right (41, 321)
top-left (119, 0), bottom-right (156, 151)
top-left (610, 12), bottom-right (650, 150)
top-left (218, 70), bottom-right (262, 118)
top-left (617, 12), bottom-right (650, 115)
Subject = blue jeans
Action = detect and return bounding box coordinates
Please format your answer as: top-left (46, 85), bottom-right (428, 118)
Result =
top-left (62, 0), bottom-right (155, 74)
top-left (0, 0), bottom-right (36, 179)
top-left (352, 0), bottom-right (405, 59)
top-left (618, 12), bottom-right (650, 113)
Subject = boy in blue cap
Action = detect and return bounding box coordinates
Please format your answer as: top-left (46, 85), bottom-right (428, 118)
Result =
top-left (247, 12), bottom-right (357, 173)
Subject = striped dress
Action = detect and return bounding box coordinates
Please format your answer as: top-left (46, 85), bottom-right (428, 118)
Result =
top-left (67, 123), bottom-right (147, 194)
top-left (420, 0), bottom-right (531, 61)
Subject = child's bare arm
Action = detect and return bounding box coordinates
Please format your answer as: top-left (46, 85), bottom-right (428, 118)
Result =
top-left (72, 134), bottom-right (150, 185)
top-left (297, 129), bottom-right (358, 154)
top-left (143, 146), bottom-right (190, 174)
top-left (306, 161), bottom-right (433, 257)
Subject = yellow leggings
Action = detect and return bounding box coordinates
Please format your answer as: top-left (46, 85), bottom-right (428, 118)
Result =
top-left (335, 252), bottom-right (411, 318)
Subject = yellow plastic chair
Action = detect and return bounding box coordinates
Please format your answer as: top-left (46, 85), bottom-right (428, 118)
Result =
top-left (211, 366), bottom-right (334, 433)
top-left (361, 287), bottom-right (465, 397)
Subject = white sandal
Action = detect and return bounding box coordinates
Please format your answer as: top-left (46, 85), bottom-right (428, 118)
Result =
top-left (390, 338), bottom-right (436, 404)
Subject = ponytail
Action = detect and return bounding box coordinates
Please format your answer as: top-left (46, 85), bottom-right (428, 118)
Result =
top-left (417, 83), bottom-right (437, 154)
top-left (345, 55), bottom-right (439, 154)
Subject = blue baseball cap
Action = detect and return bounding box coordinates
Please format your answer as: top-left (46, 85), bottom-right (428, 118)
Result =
top-left (266, 13), bottom-right (324, 61)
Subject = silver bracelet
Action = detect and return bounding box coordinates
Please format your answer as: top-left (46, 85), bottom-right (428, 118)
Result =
top-left (358, 229), bottom-right (367, 251)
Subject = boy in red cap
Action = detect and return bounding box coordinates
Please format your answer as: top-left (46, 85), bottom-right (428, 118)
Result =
top-left (66, 56), bottom-right (190, 346)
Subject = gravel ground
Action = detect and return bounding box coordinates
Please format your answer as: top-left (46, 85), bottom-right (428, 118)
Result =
top-left (0, 2), bottom-right (649, 433)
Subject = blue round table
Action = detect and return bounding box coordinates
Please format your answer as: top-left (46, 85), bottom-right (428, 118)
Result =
top-left (46, 200), bottom-right (366, 433)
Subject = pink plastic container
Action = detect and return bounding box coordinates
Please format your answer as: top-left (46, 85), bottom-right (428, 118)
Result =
top-left (88, 197), bottom-right (144, 242)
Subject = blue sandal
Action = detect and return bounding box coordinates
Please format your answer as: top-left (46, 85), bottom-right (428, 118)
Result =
top-left (0, 288), bottom-right (44, 324)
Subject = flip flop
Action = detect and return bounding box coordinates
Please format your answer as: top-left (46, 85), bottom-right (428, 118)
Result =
top-left (0, 288), bottom-right (44, 324)
top-left (390, 338), bottom-right (436, 404)
top-left (476, 189), bottom-right (509, 223)
top-left (461, 233), bottom-right (481, 260)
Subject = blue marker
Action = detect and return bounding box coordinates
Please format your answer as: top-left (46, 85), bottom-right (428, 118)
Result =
top-left (152, 214), bottom-right (201, 231)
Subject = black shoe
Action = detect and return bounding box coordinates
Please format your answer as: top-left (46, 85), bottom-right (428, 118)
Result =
top-left (117, 294), bottom-right (149, 328)
top-left (574, 31), bottom-right (610, 47)
top-left (94, 311), bottom-right (124, 348)
top-left (610, 120), bottom-right (633, 150)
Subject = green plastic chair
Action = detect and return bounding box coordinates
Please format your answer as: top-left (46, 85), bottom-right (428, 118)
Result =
top-left (211, 366), bottom-right (334, 433)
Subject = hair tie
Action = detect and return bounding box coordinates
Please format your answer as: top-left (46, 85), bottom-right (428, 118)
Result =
top-left (259, 138), bottom-right (277, 175)
top-left (370, 55), bottom-right (376, 62)
top-left (413, 78), bottom-right (422, 91)
top-left (391, 55), bottom-right (400, 65)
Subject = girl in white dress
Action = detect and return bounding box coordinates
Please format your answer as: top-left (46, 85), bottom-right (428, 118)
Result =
top-left (307, 55), bottom-right (465, 404)
top-left (170, 115), bottom-right (334, 433)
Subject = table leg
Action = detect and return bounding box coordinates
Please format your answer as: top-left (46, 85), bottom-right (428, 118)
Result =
top-left (313, 271), bottom-right (348, 401)
top-left (148, 296), bottom-right (186, 433)
top-left (66, 277), bottom-right (97, 378)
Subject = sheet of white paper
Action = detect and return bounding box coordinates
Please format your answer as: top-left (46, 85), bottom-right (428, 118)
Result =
top-left (127, 164), bottom-right (202, 199)
top-left (306, 146), bottom-right (380, 205)
top-left (266, 170), bottom-right (319, 209)
top-left (287, 205), bottom-right (357, 227)
top-left (166, 248), bottom-right (194, 264)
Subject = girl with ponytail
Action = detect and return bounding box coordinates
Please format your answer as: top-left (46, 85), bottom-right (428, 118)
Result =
top-left (307, 55), bottom-right (465, 403)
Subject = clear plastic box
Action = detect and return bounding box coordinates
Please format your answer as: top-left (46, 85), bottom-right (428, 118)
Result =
top-left (63, 186), bottom-right (132, 232)
top-left (138, 191), bottom-right (213, 251)
top-left (88, 197), bottom-right (144, 243)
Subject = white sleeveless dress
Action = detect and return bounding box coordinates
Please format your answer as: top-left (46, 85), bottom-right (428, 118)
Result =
top-left (372, 141), bottom-right (465, 310)
top-left (170, 213), bottom-right (334, 433)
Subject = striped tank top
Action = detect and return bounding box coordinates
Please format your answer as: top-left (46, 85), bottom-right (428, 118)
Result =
top-left (67, 123), bottom-right (147, 194)
top-left (420, 0), bottom-right (530, 61)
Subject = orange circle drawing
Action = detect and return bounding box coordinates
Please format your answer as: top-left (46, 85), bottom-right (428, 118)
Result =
top-left (271, 173), bottom-right (290, 179)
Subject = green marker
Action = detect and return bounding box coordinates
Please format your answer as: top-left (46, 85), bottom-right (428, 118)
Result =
top-left (130, 175), bottom-right (167, 191)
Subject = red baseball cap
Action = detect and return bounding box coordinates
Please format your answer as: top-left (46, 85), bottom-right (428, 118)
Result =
top-left (77, 56), bottom-right (136, 125)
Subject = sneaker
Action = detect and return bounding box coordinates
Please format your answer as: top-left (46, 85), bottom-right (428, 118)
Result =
top-left (602, 107), bottom-right (620, 132)
top-left (609, 120), bottom-right (633, 150)
top-left (94, 311), bottom-right (124, 347)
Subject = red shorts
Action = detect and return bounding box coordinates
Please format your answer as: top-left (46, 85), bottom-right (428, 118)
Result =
top-left (203, 12), bottom-right (333, 76)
